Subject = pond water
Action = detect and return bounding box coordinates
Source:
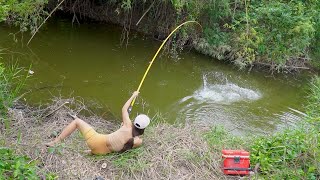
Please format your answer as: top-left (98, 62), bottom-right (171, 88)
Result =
top-left (0, 18), bottom-right (308, 135)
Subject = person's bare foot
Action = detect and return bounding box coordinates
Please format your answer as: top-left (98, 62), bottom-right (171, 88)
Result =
top-left (84, 149), bottom-right (92, 155)
top-left (45, 141), bottom-right (56, 147)
top-left (45, 138), bottom-right (60, 147)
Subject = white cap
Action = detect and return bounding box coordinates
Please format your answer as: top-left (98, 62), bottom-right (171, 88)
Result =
top-left (134, 114), bottom-right (150, 129)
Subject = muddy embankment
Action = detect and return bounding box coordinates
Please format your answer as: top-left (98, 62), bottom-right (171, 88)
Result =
top-left (56, 1), bottom-right (177, 39)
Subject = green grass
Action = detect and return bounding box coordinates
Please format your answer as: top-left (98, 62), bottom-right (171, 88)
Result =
top-left (106, 147), bottom-right (150, 171)
top-left (203, 125), bottom-right (247, 151)
top-left (0, 62), bottom-right (30, 130)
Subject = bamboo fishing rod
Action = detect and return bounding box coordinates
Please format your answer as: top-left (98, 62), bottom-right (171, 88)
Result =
top-left (128, 21), bottom-right (202, 113)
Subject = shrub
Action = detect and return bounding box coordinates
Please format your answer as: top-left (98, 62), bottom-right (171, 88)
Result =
top-left (0, 147), bottom-right (38, 179)
top-left (250, 126), bottom-right (319, 179)
top-left (249, 77), bottom-right (320, 179)
top-left (0, 147), bottom-right (58, 179)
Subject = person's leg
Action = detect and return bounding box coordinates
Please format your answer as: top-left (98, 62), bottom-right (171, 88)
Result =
top-left (45, 118), bottom-right (92, 147)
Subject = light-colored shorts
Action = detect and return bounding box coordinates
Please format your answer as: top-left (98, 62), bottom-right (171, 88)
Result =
top-left (82, 128), bottom-right (111, 155)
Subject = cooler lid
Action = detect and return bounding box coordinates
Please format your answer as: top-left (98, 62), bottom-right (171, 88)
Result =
top-left (222, 149), bottom-right (250, 156)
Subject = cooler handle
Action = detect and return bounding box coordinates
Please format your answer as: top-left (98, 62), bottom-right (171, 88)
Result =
top-left (224, 167), bottom-right (252, 171)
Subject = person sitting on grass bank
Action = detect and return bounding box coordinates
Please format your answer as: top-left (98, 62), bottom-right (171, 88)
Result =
top-left (45, 91), bottom-right (150, 155)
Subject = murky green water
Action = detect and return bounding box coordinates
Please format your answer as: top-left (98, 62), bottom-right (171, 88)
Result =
top-left (0, 19), bottom-right (309, 135)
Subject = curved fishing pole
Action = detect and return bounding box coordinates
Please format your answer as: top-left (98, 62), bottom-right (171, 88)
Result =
top-left (128, 20), bottom-right (202, 113)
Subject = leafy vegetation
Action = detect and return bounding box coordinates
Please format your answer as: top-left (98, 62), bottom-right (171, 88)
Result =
top-left (109, 0), bottom-right (320, 70)
top-left (248, 77), bottom-right (320, 179)
top-left (117, 0), bottom-right (319, 69)
top-left (0, 0), bottom-right (48, 33)
top-left (198, 0), bottom-right (320, 69)
top-left (250, 126), bottom-right (319, 179)
top-left (0, 147), bottom-right (38, 179)
top-left (0, 147), bottom-right (58, 179)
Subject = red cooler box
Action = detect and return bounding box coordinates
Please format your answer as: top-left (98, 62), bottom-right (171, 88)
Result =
top-left (222, 150), bottom-right (251, 175)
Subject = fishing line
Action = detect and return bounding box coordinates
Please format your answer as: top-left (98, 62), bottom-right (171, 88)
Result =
top-left (128, 21), bottom-right (202, 113)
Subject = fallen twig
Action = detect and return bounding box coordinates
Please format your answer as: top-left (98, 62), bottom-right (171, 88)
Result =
top-left (136, 1), bottom-right (155, 26)
top-left (43, 101), bottom-right (69, 117)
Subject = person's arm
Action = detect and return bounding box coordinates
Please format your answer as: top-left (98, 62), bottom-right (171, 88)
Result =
top-left (119, 136), bottom-right (142, 153)
top-left (121, 91), bottom-right (139, 127)
top-left (133, 136), bottom-right (142, 148)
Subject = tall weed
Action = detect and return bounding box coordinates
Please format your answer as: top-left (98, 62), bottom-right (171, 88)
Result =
top-left (0, 62), bottom-right (30, 122)
top-left (307, 77), bottom-right (320, 118)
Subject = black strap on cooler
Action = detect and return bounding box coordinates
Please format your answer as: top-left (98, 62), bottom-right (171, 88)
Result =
top-left (224, 167), bottom-right (252, 171)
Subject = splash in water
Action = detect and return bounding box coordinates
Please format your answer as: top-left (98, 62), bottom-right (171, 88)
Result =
top-left (180, 73), bottom-right (261, 104)
top-left (194, 83), bottom-right (261, 103)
